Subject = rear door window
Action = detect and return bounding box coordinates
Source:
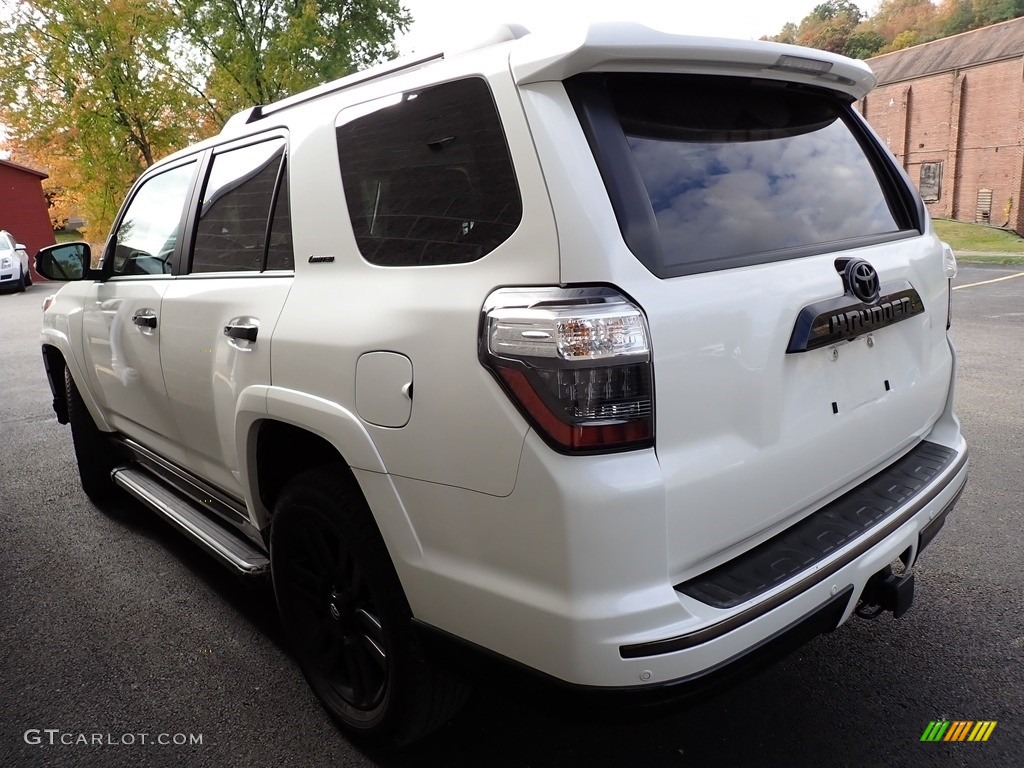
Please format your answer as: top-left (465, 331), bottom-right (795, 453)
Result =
top-left (191, 138), bottom-right (293, 273)
top-left (567, 73), bottom-right (919, 277)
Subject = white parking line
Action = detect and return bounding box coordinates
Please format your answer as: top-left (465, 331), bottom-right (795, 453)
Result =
top-left (953, 272), bottom-right (1024, 291)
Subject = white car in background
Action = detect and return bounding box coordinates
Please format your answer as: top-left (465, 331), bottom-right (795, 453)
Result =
top-left (0, 230), bottom-right (32, 292)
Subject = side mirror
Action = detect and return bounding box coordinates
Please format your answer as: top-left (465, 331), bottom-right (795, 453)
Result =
top-left (35, 242), bottom-right (92, 281)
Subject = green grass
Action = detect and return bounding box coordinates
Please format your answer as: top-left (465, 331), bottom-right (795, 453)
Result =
top-left (959, 254), bottom-right (1024, 265)
top-left (54, 229), bottom-right (84, 244)
top-left (932, 219), bottom-right (1024, 263)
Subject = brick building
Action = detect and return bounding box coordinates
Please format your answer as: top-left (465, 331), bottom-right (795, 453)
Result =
top-left (862, 17), bottom-right (1024, 232)
top-left (0, 158), bottom-right (56, 276)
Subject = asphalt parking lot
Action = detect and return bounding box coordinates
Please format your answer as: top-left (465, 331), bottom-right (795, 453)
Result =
top-left (1, 264), bottom-right (1021, 767)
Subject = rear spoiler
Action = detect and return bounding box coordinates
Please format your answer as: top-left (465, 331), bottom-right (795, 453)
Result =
top-left (509, 22), bottom-right (877, 101)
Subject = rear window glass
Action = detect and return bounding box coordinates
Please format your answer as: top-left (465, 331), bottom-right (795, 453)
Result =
top-left (336, 77), bottom-right (522, 267)
top-left (569, 74), bottom-right (915, 277)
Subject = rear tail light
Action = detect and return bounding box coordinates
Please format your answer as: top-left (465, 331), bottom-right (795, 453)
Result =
top-left (942, 241), bottom-right (958, 279)
top-left (942, 241), bottom-right (957, 329)
top-left (481, 287), bottom-right (653, 453)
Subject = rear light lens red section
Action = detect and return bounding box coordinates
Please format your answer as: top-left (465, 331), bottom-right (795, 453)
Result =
top-left (481, 287), bottom-right (654, 454)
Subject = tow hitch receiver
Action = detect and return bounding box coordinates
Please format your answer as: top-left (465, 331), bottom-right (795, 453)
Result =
top-left (855, 565), bottom-right (915, 620)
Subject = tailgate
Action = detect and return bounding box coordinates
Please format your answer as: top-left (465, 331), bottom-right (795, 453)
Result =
top-left (641, 241), bottom-right (952, 579)
top-left (525, 64), bottom-right (955, 580)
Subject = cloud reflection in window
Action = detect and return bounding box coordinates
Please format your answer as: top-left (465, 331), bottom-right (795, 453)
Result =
top-left (626, 115), bottom-right (900, 268)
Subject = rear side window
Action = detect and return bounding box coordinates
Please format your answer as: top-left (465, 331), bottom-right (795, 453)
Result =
top-left (567, 73), bottom-right (919, 277)
top-left (191, 138), bottom-right (293, 273)
top-left (336, 77), bottom-right (522, 267)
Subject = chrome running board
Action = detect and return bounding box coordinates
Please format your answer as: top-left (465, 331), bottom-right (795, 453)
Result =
top-left (111, 466), bottom-right (269, 576)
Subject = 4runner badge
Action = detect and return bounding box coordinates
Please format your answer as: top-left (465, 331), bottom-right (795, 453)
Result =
top-left (787, 278), bottom-right (925, 353)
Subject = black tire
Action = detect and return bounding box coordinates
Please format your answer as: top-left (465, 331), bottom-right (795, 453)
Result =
top-left (65, 366), bottom-right (118, 502)
top-left (14, 266), bottom-right (26, 292)
top-left (24, 267), bottom-right (32, 286)
top-left (271, 466), bottom-right (468, 746)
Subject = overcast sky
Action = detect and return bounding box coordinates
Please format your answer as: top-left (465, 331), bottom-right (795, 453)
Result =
top-left (397, 0), bottom-right (836, 55)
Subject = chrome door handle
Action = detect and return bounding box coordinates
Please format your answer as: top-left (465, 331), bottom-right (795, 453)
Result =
top-left (223, 323), bottom-right (258, 342)
top-left (132, 312), bottom-right (157, 328)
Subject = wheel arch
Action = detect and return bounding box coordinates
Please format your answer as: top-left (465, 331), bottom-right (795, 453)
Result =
top-left (41, 344), bottom-right (69, 423)
top-left (252, 419), bottom-right (347, 518)
top-left (41, 340), bottom-right (112, 431)
top-left (239, 387), bottom-right (422, 570)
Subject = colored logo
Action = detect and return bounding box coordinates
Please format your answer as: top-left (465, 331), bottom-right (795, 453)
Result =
top-left (920, 721), bottom-right (997, 742)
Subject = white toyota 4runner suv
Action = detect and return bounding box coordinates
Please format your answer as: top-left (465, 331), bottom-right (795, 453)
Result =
top-left (37, 24), bottom-right (968, 746)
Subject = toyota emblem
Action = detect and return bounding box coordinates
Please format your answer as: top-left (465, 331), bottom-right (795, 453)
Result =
top-left (844, 259), bottom-right (880, 304)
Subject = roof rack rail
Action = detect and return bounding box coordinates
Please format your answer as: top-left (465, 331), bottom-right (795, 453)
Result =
top-left (220, 51), bottom-right (445, 133)
top-left (219, 23), bottom-right (532, 134)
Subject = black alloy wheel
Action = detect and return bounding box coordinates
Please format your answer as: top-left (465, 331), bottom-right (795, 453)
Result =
top-left (274, 501), bottom-right (389, 719)
top-left (271, 466), bottom-right (468, 745)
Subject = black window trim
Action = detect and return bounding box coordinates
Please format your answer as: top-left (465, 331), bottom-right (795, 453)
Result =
top-left (565, 74), bottom-right (926, 280)
top-left (852, 107), bottom-right (926, 231)
top-left (263, 155), bottom-right (290, 271)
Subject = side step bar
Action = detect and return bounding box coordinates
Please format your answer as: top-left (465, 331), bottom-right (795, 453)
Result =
top-left (111, 467), bottom-right (270, 576)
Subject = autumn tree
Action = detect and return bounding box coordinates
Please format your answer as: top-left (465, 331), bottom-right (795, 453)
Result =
top-left (844, 30), bottom-right (886, 58)
top-left (936, 0), bottom-right (977, 34)
top-left (0, 0), bottom-right (410, 238)
top-left (769, 22), bottom-right (800, 44)
top-left (883, 29), bottom-right (923, 52)
top-left (812, 0), bottom-right (864, 20)
top-left (974, 0), bottom-right (1024, 25)
top-left (767, 0), bottom-right (1024, 58)
top-left (864, 0), bottom-right (939, 42)
top-left (0, 0), bottom-right (213, 237)
top-left (771, 0), bottom-right (865, 54)
top-left (171, 0), bottom-right (411, 120)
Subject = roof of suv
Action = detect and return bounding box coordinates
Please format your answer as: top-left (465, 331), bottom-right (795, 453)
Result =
top-left (231, 21), bottom-right (876, 126)
top-left (156, 22), bottom-right (877, 168)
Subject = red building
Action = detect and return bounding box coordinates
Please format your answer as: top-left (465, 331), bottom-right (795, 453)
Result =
top-left (862, 17), bottom-right (1024, 232)
top-left (0, 158), bottom-right (56, 279)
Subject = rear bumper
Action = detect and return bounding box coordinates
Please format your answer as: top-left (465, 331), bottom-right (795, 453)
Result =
top-left (628, 440), bottom-right (966, 658)
top-left (401, 427), bottom-right (967, 690)
top-left (417, 583), bottom-right (858, 708)
top-left (607, 436), bottom-right (967, 683)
